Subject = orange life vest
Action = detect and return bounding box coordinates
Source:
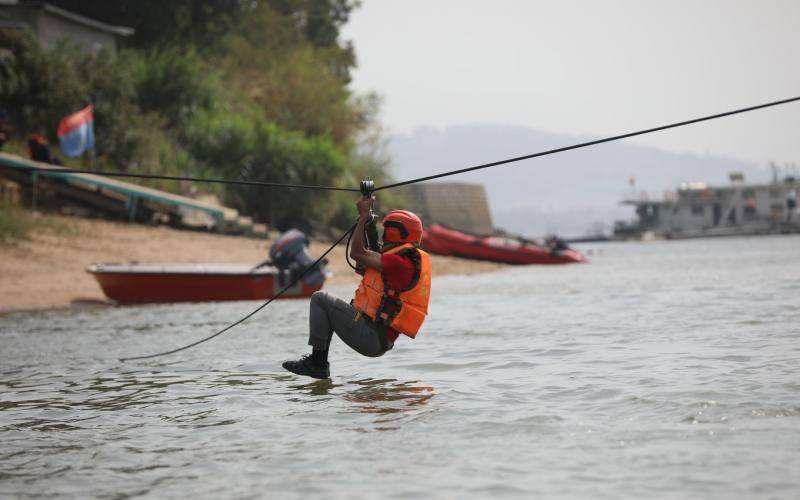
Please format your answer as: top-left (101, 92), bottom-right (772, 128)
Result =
top-left (352, 243), bottom-right (431, 338)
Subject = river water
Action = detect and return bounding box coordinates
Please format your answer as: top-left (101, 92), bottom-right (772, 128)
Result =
top-left (1, 236), bottom-right (799, 499)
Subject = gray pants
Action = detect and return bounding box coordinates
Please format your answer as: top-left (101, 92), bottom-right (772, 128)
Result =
top-left (308, 291), bottom-right (393, 357)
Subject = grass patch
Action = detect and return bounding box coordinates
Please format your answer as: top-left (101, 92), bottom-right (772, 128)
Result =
top-left (0, 203), bottom-right (81, 245)
top-left (0, 203), bottom-right (36, 243)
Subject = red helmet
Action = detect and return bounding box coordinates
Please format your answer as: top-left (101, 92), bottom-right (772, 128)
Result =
top-left (382, 210), bottom-right (423, 244)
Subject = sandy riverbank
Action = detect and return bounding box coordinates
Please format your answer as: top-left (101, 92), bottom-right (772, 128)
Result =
top-left (0, 214), bottom-right (505, 313)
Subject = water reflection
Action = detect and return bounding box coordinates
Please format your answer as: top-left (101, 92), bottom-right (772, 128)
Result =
top-left (288, 378), bottom-right (340, 396)
top-left (283, 377), bottom-right (436, 429)
top-left (2, 369), bottom-right (436, 422)
top-left (343, 378), bottom-right (435, 417)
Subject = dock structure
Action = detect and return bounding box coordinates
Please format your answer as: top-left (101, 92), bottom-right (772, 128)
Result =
top-left (616, 173), bottom-right (800, 239)
top-left (0, 152), bottom-right (255, 234)
top-left (405, 182), bottom-right (494, 235)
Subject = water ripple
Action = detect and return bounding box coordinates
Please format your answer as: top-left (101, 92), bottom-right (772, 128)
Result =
top-left (1, 236), bottom-right (800, 498)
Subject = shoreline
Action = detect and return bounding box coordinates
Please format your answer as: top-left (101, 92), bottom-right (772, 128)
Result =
top-left (0, 214), bottom-right (506, 314)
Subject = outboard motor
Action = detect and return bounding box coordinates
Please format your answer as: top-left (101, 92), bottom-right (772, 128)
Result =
top-left (269, 229), bottom-right (327, 286)
top-left (545, 235), bottom-right (569, 255)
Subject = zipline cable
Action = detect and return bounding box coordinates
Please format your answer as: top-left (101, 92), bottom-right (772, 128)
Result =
top-left (119, 221), bottom-right (358, 362)
top-left (116, 94), bottom-right (800, 361)
top-left (375, 95), bottom-right (800, 191)
top-left (28, 167), bottom-right (360, 192)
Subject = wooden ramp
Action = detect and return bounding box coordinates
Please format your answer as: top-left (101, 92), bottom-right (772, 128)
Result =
top-left (0, 152), bottom-right (255, 234)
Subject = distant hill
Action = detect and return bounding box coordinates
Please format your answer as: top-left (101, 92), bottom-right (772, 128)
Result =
top-left (388, 125), bottom-right (766, 237)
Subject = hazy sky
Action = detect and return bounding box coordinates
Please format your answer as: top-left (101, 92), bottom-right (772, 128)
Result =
top-left (342, 0), bottom-right (800, 165)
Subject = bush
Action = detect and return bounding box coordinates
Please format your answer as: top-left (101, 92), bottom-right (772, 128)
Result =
top-left (0, 30), bottom-right (89, 137)
top-left (134, 46), bottom-right (224, 129)
top-left (220, 6), bottom-right (359, 148)
top-left (185, 109), bottom-right (348, 230)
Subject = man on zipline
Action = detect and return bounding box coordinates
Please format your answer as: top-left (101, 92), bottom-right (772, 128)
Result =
top-left (282, 197), bottom-right (431, 379)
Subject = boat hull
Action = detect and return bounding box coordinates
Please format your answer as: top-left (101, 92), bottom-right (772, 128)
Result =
top-left (88, 263), bottom-right (323, 304)
top-left (422, 224), bottom-right (586, 265)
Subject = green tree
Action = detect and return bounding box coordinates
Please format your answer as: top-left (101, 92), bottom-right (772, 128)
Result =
top-left (1, 1), bottom-right (394, 233)
top-left (133, 46), bottom-right (223, 129)
top-left (266, 0), bottom-right (358, 81)
top-left (47, 0), bottom-right (244, 50)
top-left (48, 0), bottom-right (358, 66)
top-left (220, 4), bottom-right (359, 148)
top-left (0, 30), bottom-right (87, 135)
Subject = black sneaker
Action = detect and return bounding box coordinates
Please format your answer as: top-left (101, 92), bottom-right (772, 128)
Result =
top-left (282, 354), bottom-right (330, 379)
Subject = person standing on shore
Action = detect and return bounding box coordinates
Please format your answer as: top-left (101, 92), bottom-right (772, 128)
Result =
top-left (27, 126), bottom-right (61, 165)
top-left (282, 197), bottom-right (432, 379)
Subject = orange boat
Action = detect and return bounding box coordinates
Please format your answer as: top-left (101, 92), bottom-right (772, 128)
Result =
top-left (422, 224), bottom-right (586, 265)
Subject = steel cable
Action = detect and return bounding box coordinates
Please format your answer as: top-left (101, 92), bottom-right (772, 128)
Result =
top-left (115, 94), bottom-right (800, 360)
top-left (28, 167), bottom-right (360, 192)
top-left (375, 95), bottom-right (800, 191)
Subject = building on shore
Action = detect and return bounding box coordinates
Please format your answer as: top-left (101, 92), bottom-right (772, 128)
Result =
top-left (615, 172), bottom-right (799, 239)
top-left (0, 1), bottom-right (133, 52)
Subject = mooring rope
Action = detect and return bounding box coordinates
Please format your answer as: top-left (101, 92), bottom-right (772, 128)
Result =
top-left (119, 222), bottom-right (357, 362)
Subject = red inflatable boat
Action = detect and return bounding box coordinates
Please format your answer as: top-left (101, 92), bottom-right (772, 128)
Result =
top-left (421, 224), bottom-right (586, 265)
